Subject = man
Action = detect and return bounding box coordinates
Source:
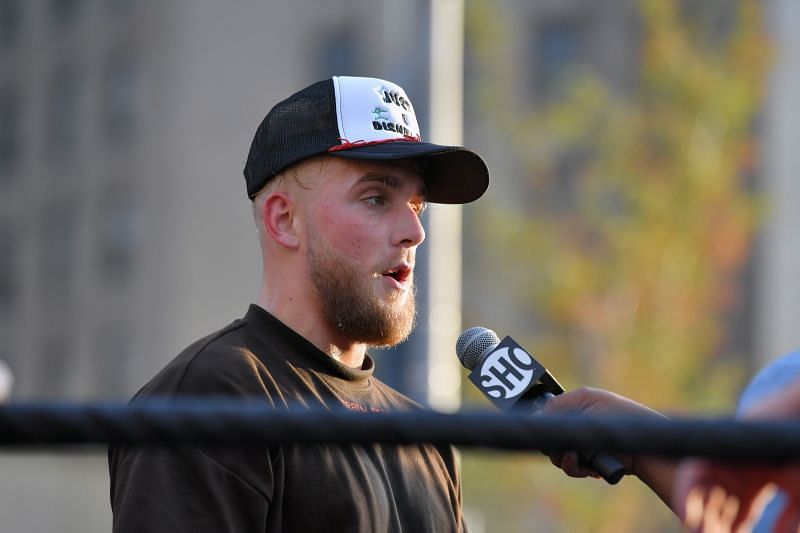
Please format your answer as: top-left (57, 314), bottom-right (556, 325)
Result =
top-left (108, 76), bottom-right (489, 532)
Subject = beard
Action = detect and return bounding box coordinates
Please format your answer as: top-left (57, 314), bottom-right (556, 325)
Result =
top-left (306, 230), bottom-right (417, 348)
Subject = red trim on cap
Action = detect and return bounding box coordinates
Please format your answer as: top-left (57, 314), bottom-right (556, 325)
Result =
top-left (328, 136), bottom-right (422, 152)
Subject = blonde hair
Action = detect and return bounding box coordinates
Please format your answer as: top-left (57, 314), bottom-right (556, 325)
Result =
top-left (251, 154), bottom-right (331, 227)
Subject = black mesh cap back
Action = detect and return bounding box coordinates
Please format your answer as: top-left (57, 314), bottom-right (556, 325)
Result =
top-left (244, 79), bottom-right (340, 198)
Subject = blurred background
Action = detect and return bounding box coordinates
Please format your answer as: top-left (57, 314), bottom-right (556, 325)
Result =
top-left (0, 0), bottom-right (798, 531)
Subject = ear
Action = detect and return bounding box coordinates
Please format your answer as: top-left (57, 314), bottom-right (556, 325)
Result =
top-left (260, 192), bottom-right (300, 249)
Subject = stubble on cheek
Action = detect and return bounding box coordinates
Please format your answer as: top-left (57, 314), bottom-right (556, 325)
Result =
top-left (305, 232), bottom-right (417, 347)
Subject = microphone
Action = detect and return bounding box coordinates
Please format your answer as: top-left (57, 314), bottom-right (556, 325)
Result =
top-left (455, 326), bottom-right (625, 485)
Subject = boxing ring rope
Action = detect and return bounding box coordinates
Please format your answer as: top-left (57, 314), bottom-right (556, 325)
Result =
top-left (0, 400), bottom-right (798, 461)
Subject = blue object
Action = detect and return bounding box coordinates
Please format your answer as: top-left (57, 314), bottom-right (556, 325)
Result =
top-left (738, 351), bottom-right (800, 415)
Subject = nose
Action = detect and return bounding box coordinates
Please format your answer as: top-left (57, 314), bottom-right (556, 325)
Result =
top-left (395, 205), bottom-right (426, 248)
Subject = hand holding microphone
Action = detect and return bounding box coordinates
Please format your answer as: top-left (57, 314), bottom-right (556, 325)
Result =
top-left (455, 326), bottom-right (626, 485)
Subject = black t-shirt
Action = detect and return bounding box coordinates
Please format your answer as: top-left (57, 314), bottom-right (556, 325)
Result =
top-left (108, 305), bottom-right (465, 532)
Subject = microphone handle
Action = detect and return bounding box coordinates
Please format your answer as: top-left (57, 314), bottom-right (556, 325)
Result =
top-left (533, 393), bottom-right (625, 485)
top-left (580, 449), bottom-right (626, 485)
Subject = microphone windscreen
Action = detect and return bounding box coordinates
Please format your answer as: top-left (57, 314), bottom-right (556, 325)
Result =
top-left (456, 327), bottom-right (500, 370)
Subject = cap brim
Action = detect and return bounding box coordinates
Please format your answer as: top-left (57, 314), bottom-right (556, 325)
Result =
top-left (328, 141), bottom-right (489, 204)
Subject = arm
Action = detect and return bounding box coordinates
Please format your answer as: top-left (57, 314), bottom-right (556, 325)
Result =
top-left (540, 387), bottom-right (679, 510)
top-left (109, 443), bottom-right (273, 533)
top-left (671, 378), bottom-right (800, 532)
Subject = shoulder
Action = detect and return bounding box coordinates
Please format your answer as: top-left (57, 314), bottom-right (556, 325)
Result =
top-left (135, 319), bottom-right (276, 399)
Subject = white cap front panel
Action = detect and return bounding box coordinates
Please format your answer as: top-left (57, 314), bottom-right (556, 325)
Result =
top-left (332, 76), bottom-right (422, 144)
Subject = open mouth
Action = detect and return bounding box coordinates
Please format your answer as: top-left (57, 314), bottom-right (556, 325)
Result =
top-left (382, 264), bottom-right (412, 284)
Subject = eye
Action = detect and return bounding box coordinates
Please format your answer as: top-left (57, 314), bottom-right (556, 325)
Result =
top-left (412, 201), bottom-right (428, 217)
top-left (362, 194), bottom-right (386, 207)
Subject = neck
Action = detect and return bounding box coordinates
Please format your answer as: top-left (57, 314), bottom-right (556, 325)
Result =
top-left (256, 280), bottom-right (368, 369)
top-left (325, 343), bottom-right (368, 368)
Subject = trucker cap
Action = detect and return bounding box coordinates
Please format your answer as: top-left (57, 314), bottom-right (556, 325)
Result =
top-left (243, 76), bottom-right (489, 203)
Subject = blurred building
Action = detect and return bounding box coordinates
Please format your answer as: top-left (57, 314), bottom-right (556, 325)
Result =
top-left (0, 0), bottom-right (433, 402)
top-left (0, 1), bottom-right (430, 530)
top-left (755, 0), bottom-right (800, 367)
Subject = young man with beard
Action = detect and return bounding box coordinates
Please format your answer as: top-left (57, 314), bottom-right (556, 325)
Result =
top-left (108, 76), bottom-right (490, 532)
top-left (110, 74), bottom-right (796, 532)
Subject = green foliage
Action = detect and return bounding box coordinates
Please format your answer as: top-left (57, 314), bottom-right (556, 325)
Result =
top-left (462, 0), bottom-right (769, 530)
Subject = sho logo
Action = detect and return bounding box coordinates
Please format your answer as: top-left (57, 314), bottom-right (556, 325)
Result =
top-left (467, 335), bottom-right (559, 411)
top-left (479, 346), bottom-right (536, 399)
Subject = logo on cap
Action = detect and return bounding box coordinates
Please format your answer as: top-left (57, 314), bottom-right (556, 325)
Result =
top-left (371, 106), bottom-right (390, 121)
top-left (333, 77), bottom-right (422, 145)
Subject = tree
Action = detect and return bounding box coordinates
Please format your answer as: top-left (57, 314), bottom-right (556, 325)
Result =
top-left (461, 1), bottom-right (770, 530)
